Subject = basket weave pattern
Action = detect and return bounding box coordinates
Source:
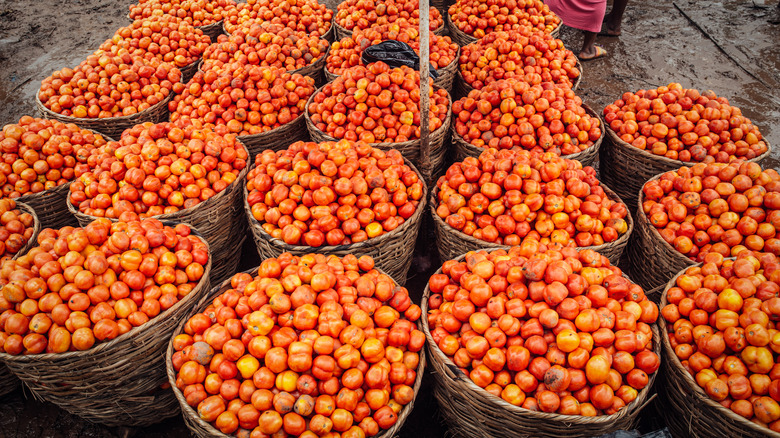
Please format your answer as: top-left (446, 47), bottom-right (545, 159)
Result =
top-left (422, 251), bottom-right (660, 438)
top-left (0, 364), bottom-right (20, 397)
top-left (0, 227), bottom-right (212, 427)
top-left (598, 126), bottom-right (772, 213)
top-left (67, 141), bottom-right (250, 287)
top-left (430, 180), bottom-right (634, 266)
top-left (167, 264), bottom-right (426, 438)
top-left (658, 267), bottom-right (780, 438)
top-left (626, 173), bottom-right (697, 300)
top-left (237, 114), bottom-right (310, 159)
top-left (244, 157), bottom-right (428, 284)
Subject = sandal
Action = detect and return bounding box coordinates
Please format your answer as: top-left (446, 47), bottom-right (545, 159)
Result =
top-left (578, 45), bottom-right (608, 61)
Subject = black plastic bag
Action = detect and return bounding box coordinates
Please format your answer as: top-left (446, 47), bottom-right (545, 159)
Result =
top-left (361, 40), bottom-right (439, 79)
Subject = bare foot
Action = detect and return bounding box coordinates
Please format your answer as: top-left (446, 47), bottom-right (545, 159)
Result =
top-left (579, 45), bottom-right (608, 61)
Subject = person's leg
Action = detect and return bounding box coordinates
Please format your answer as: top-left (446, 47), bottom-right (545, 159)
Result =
top-left (579, 31), bottom-right (607, 59)
top-left (604, 0), bottom-right (628, 35)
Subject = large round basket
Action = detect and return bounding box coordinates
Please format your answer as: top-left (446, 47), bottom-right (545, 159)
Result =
top-left (244, 156), bottom-right (427, 284)
top-left (430, 179), bottom-right (633, 266)
top-left (334, 18), bottom-right (447, 42)
top-left (625, 173), bottom-right (697, 301)
top-left (599, 124), bottom-right (772, 213)
top-left (66, 140), bottom-right (250, 287)
top-left (453, 56), bottom-right (583, 99)
top-left (422, 249), bottom-right (660, 438)
top-left (304, 85), bottom-right (452, 185)
top-left (35, 91), bottom-right (173, 140)
top-left (9, 201), bottom-right (41, 261)
top-left (0, 364), bottom-right (20, 397)
top-left (166, 263), bottom-right (427, 438)
top-left (450, 104), bottom-right (604, 168)
top-left (658, 266), bottom-right (780, 438)
top-left (0, 225), bottom-right (212, 427)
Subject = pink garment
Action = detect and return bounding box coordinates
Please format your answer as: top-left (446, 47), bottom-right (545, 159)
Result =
top-left (544, 0), bottom-right (606, 33)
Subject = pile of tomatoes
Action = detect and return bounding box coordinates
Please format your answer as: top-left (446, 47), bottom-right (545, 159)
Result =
top-left (202, 23), bottom-right (329, 74)
top-left (435, 149), bottom-right (629, 247)
top-left (68, 122), bottom-right (248, 219)
top-left (448, 0), bottom-right (560, 40)
top-left (603, 83), bottom-right (770, 162)
top-left (452, 80), bottom-right (601, 155)
top-left (308, 62), bottom-right (450, 144)
top-left (427, 246), bottom-right (660, 415)
top-left (246, 140), bottom-right (424, 247)
top-left (0, 199), bottom-right (36, 262)
top-left (97, 17), bottom-right (212, 70)
top-left (326, 21), bottom-right (458, 76)
top-left (335, 0), bottom-right (443, 35)
top-left (661, 250), bottom-right (780, 431)
top-left (642, 160), bottom-right (780, 260)
top-left (129, 0), bottom-right (238, 27)
top-left (39, 54), bottom-right (182, 119)
top-left (0, 117), bottom-right (110, 197)
top-left (171, 253), bottom-right (424, 436)
top-left (169, 64), bottom-right (315, 137)
top-left (459, 30), bottom-right (579, 91)
top-left (0, 218), bottom-right (208, 355)
top-left (223, 0), bottom-right (333, 37)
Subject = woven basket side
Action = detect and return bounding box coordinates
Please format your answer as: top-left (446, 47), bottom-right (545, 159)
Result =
top-left (0, 364), bottom-right (20, 397)
top-left (167, 264), bottom-right (426, 438)
top-left (10, 201), bottom-right (41, 261)
top-left (421, 251), bottom-right (660, 438)
top-left (0, 225), bottom-right (212, 427)
top-left (446, 13), bottom-right (477, 47)
top-left (658, 268), bottom-right (780, 438)
top-left (15, 180), bottom-right (78, 230)
top-left (237, 113), bottom-right (310, 159)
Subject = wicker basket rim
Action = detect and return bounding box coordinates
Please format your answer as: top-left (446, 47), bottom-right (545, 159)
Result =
top-left (429, 161), bottom-right (633, 258)
top-left (235, 113), bottom-right (306, 143)
top-left (658, 265), bottom-right (780, 438)
top-left (10, 201), bottom-right (41, 261)
top-left (166, 262), bottom-right (427, 438)
top-left (304, 82), bottom-right (453, 151)
top-left (421, 249), bottom-right (660, 425)
top-left (66, 139), bottom-right (250, 224)
top-left (604, 124), bottom-right (772, 168)
top-left (243, 154), bottom-right (429, 253)
top-left (0, 222), bottom-right (212, 363)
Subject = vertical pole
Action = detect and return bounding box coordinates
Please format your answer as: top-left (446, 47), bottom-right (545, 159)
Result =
top-left (418, 0), bottom-right (431, 183)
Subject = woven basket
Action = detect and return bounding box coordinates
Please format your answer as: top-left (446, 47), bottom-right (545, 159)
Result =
top-left (166, 263), bottom-right (427, 438)
top-left (0, 224), bottom-right (212, 427)
top-left (430, 179), bottom-right (633, 266)
top-left (304, 85), bottom-right (452, 185)
top-left (14, 183), bottom-right (77, 231)
top-left (237, 114), bottom-right (310, 159)
top-left (625, 173), bottom-right (697, 301)
top-left (451, 104), bottom-right (604, 168)
top-left (179, 58), bottom-right (202, 83)
top-left (10, 201), bottom-right (41, 261)
top-left (658, 266), bottom-right (780, 438)
top-left (453, 56), bottom-right (583, 100)
top-left (66, 141), bottom-right (250, 287)
top-left (422, 250), bottom-right (660, 438)
top-left (599, 125), bottom-right (772, 214)
top-left (0, 364), bottom-right (20, 397)
top-left (245, 156), bottom-right (427, 284)
top-left (35, 91), bottom-right (173, 140)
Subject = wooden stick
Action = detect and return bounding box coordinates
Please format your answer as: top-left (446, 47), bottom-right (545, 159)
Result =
top-left (418, 0), bottom-right (432, 182)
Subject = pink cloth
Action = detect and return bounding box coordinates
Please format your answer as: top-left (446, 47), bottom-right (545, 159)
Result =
top-left (544, 0), bottom-right (606, 33)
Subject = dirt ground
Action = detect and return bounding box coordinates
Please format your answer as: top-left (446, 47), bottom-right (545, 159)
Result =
top-left (0, 0), bottom-right (779, 436)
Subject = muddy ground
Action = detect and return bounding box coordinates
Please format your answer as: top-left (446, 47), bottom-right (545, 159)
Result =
top-left (0, 0), bottom-right (779, 436)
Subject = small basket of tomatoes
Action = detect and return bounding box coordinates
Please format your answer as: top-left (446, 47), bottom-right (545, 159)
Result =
top-left (166, 253), bottom-right (426, 438)
top-left (658, 251), bottom-right (780, 437)
top-left (431, 148), bottom-right (633, 266)
top-left (423, 246), bottom-right (661, 437)
top-left (627, 160), bottom-right (780, 299)
top-left (0, 117), bottom-right (113, 230)
top-left (305, 62), bottom-right (452, 185)
top-left (66, 122), bottom-right (250, 286)
top-left (450, 80), bottom-right (603, 168)
top-left (0, 218), bottom-right (212, 426)
top-left (243, 139), bottom-right (428, 284)
top-left (599, 83), bottom-right (772, 212)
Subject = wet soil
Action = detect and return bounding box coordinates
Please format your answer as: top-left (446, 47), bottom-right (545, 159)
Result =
top-left (0, 0), bottom-right (778, 436)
